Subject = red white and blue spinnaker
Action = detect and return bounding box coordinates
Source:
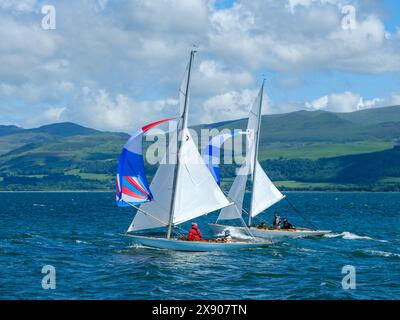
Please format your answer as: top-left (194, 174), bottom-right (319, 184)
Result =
top-left (116, 118), bottom-right (174, 207)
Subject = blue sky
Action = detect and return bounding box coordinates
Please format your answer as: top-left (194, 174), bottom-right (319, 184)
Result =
top-left (383, 0), bottom-right (400, 32)
top-left (0, 0), bottom-right (399, 131)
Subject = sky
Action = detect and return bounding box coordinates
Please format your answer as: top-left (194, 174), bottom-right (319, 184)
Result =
top-left (0, 0), bottom-right (399, 132)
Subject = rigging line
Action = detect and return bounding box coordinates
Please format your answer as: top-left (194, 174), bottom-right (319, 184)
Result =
top-left (285, 197), bottom-right (318, 230)
top-left (123, 200), bottom-right (188, 235)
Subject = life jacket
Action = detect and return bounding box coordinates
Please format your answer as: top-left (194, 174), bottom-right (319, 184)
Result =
top-left (187, 227), bottom-right (202, 241)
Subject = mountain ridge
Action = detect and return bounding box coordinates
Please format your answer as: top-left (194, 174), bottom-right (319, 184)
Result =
top-left (0, 105), bottom-right (399, 191)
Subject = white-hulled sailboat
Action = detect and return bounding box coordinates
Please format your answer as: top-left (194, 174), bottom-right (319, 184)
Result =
top-left (209, 80), bottom-right (331, 240)
top-left (116, 51), bottom-right (271, 251)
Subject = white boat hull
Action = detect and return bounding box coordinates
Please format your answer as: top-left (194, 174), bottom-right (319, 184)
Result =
top-left (125, 234), bottom-right (271, 252)
top-left (209, 224), bottom-right (331, 241)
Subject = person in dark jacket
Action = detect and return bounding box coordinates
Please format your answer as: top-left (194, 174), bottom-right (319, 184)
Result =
top-left (272, 212), bottom-right (281, 229)
top-left (187, 222), bottom-right (202, 241)
top-left (282, 218), bottom-right (294, 230)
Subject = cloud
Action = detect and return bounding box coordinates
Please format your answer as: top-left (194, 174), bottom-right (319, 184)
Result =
top-left (200, 89), bottom-right (259, 123)
top-left (67, 87), bottom-right (179, 132)
top-left (389, 93), bottom-right (400, 106)
top-left (305, 91), bottom-right (384, 112)
top-left (209, 1), bottom-right (400, 73)
top-left (26, 106), bottom-right (66, 127)
top-left (0, 0), bottom-right (36, 13)
top-left (0, 0), bottom-right (399, 130)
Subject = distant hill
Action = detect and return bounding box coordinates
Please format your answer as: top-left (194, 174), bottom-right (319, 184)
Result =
top-left (336, 105), bottom-right (400, 125)
top-left (28, 122), bottom-right (101, 137)
top-left (196, 108), bottom-right (400, 143)
top-left (0, 106), bottom-right (399, 191)
top-left (0, 122), bottom-right (109, 155)
top-left (0, 125), bottom-right (23, 137)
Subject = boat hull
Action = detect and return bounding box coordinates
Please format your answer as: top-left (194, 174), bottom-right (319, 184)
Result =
top-left (125, 234), bottom-right (270, 252)
top-left (209, 224), bottom-right (331, 241)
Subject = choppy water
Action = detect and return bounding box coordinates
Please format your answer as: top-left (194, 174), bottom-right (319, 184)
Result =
top-left (0, 192), bottom-right (399, 300)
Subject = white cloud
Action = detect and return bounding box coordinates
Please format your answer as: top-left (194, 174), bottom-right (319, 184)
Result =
top-left (0, 0), bottom-right (36, 13)
top-left (0, 0), bottom-right (399, 130)
top-left (389, 93), bottom-right (400, 106)
top-left (200, 89), bottom-right (259, 123)
top-left (68, 88), bottom-right (179, 132)
top-left (305, 91), bottom-right (384, 112)
top-left (26, 106), bottom-right (66, 127)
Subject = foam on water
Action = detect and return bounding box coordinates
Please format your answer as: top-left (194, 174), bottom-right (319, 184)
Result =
top-left (364, 250), bottom-right (400, 258)
top-left (324, 231), bottom-right (387, 242)
top-left (75, 240), bottom-right (89, 244)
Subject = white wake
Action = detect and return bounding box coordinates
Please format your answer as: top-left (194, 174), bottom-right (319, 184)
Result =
top-left (324, 231), bottom-right (387, 242)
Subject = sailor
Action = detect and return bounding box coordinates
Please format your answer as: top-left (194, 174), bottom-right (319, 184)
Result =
top-left (282, 218), bottom-right (294, 229)
top-left (272, 212), bottom-right (281, 229)
top-left (187, 222), bottom-right (203, 241)
top-left (223, 229), bottom-right (232, 242)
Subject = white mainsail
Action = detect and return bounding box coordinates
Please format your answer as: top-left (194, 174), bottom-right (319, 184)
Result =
top-left (128, 51), bottom-right (231, 233)
top-left (217, 81), bottom-right (284, 221)
top-left (171, 128), bottom-right (231, 224)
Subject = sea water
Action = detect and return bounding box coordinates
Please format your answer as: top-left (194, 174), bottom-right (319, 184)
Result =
top-left (0, 192), bottom-right (399, 299)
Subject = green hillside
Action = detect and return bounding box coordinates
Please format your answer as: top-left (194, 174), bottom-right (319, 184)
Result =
top-left (336, 105), bottom-right (400, 125)
top-left (0, 106), bottom-right (399, 191)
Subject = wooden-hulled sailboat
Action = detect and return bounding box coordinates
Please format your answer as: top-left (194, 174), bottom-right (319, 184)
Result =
top-left (208, 81), bottom-right (331, 240)
top-left (116, 51), bottom-right (271, 251)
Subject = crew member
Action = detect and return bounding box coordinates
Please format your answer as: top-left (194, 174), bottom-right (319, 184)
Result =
top-left (187, 222), bottom-right (202, 241)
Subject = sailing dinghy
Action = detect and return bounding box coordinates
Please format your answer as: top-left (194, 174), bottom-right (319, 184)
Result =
top-left (207, 81), bottom-right (331, 241)
top-left (116, 51), bottom-right (271, 251)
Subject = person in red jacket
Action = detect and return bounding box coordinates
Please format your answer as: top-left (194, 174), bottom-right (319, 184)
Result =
top-left (187, 222), bottom-right (202, 241)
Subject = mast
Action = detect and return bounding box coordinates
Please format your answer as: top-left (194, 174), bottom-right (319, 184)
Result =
top-left (248, 79), bottom-right (265, 227)
top-left (167, 50), bottom-right (196, 239)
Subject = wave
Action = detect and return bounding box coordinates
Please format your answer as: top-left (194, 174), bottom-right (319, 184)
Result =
top-left (364, 250), bottom-right (400, 258)
top-left (75, 240), bottom-right (89, 244)
top-left (324, 231), bottom-right (387, 242)
top-left (127, 244), bottom-right (165, 251)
